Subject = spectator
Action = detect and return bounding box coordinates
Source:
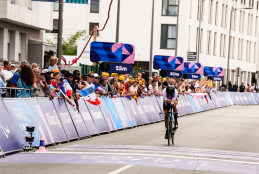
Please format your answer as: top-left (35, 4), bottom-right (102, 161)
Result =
top-left (9, 61), bottom-right (29, 88)
top-left (102, 72), bottom-right (110, 80)
top-left (158, 81), bottom-right (162, 91)
top-left (118, 76), bottom-right (125, 95)
top-left (16, 65), bottom-right (37, 97)
top-left (137, 72), bottom-right (142, 79)
top-left (246, 85), bottom-right (252, 92)
top-left (239, 83), bottom-right (245, 92)
top-left (190, 81), bottom-right (195, 92)
top-left (220, 84), bottom-right (226, 92)
top-left (51, 71), bottom-right (66, 96)
top-left (111, 73), bottom-right (118, 82)
top-left (125, 74), bottom-right (129, 82)
top-left (162, 77), bottom-right (170, 88)
top-left (129, 80), bottom-right (139, 96)
top-left (10, 64), bottom-right (16, 74)
top-left (33, 68), bottom-right (46, 97)
top-left (0, 76), bottom-right (5, 97)
top-left (86, 73), bottom-right (94, 87)
top-left (151, 80), bottom-right (157, 94)
top-left (233, 81), bottom-right (238, 92)
top-left (92, 73), bottom-right (102, 94)
top-left (32, 63), bottom-right (38, 69)
top-left (48, 57), bottom-right (59, 71)
top-left (70, 70), bottom-right (80, 93)
top-left (147, 77), bottom-right (153, 94)
top-left (1, 61), bottom-right (13, 86)
top-left (124, 79), bottom-right (133, 95)
top-left (107, 77), bottom-right (117, 96)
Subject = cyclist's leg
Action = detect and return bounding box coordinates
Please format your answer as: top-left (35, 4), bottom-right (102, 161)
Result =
top-left (163, 102), bottom-right (169, 139)
top-left (172, 104), bottom-right (178, 128)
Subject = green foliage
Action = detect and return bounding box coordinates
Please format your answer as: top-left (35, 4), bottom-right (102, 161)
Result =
top-left (44, 30), bottom-right (88, 56)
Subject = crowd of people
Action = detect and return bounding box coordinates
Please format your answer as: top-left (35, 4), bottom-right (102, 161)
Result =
top-left (0, 56), bottom-right (257, 100)
top-left (220, 81), bottom-right (259, 93)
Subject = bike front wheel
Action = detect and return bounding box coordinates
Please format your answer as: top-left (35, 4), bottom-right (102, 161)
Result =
top-left (167, 116), bottom-right (172, 146)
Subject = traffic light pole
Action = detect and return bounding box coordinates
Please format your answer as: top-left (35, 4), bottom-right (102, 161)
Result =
top-left (57, 0), bottom-right (63, 68)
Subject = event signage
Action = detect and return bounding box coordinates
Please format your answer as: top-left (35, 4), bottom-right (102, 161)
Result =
top-left (77, 99), bottom-right (99, 135)
top-left (188, 74), bottom-right (201, 79)
top-left (153, 55), bottom-right (184, 71)
top-left (0, 100), bottom-right (23, 153)
top-left (183, 62), bottom-right (202, 74)
top-left (52, 98), bottom-right (78, 140)
top-left (166, 70), bottom-right (183, 78)
top-left (204, 67), bottom-right (224, 76)
top-left (187, 52), bottom-right (197, 61)
top-left (90, 42), bottom-right (135, 64)
top-left (37, 98), bottom-right (67, 143)
top-left (212, 76), bottom-right (223, 81)
top-left (108, 63), bottom-right (133, 74)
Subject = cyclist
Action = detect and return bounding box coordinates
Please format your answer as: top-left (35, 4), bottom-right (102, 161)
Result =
top-left (163, 79), bottom-right (179, 139)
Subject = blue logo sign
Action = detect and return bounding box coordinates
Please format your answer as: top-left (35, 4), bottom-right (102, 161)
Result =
top-left (188, 74), bottom-right (201, 79)
top-left (166, 71), bottom-right (183, 78)
top-left (212, 76), bottom-right (223, 81)
top-left (108, 63), bottom-right (132, 74)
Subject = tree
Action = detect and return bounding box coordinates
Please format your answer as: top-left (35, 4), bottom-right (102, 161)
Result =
top-left (44, 30), bottom-right (88, 55)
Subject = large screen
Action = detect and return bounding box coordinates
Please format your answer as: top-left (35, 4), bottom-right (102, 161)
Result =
top-left (183, 62), bottom-right (202, 74)
top-left (153, 56), bottom-right (184, 71)
top-left (90, 42), bottom-right (135, 64)
top-left (203, 67), bottom-right (224, 76)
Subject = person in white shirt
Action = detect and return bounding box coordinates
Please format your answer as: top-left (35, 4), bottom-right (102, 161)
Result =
top-left (129, 80), bottom-right (139, 94)
top-left (1, 61), bottom-right (13, 86)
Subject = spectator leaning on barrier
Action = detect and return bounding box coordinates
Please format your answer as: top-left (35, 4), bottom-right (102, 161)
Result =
top-left (102, 72), bottom-right (110, 80)
top-left (0, 76), bottom-right (5, 97)
top-left (233, 81), bottom-right (238, 92)
top-left (51, 71), bottom-right (66, 96)
top-left (33, 68), bottom-right (46, 97)
top-left (111, 73), bottom-right (118, 82)
top-left (48, 57), bottom-right (59, 71)
top-left (92, 73), bottom-right (103, 95)
top-left (16, 65), bottom-right (37, 98)
top-left (239, 83), bottom-right (245, 92)
top-left (32, 63), bottom-right (38, 69)
top-left (125, 74), bottom-right (129, 82)
top-left (10, 64), bottom-right (16, 74)
top-left (70, 70), bottom-right (80, 93)
top-left (124, 79), bottom-right (133, 95)
top-left (1, 61), bottom-right (13, 86)
top-left (107, 77), bottom-right (117, 96)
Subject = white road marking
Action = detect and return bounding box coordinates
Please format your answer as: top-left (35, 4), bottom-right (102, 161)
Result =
top-left (34, 151), bottom-right (259, 165)
top-left (108, 165), bottom-right (133, 174)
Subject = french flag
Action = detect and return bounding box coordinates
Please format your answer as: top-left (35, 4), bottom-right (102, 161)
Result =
top-left (97, 86), bottom-right (103, 92)
top-left (64, 79), bottom-right (73, 97)
top-left (85, 92), bottom-right (101, 106)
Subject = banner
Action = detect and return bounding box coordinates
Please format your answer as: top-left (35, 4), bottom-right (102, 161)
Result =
top-left (245, 93), bottom-right (256, 105)
top-left (115, 98), bottom-right (136, 127)
top-left (153, 56), bottom-right (184, 71)
top-left (37, 98), bottom-right (67, 143)
top-left (103, 97), bottom-right (124, 129)
top-left (0, 100), bottom-right (23, 153)
top-left (3, 99), bottom-right (43, 146)
top-left (183, 62), bottom-right (202, 74)
top-left (83, 98), bottom-right (109, 133)
top-left (77, 99), bottom-right (99, 135)
top-left (52, 98), bottom-right (78, 140)
top-left (138, 97), bottom-right (160, 122)
top-left (252, 93), bottom-right (259, 104)
top-left (98, 97), bottom-right (118, 131)
top-left (150, 96), bottom-right (163, 120)
top-left (203, 67), bottom-right (224, 76)
top-left (65, 100), bottom-right (90, 138)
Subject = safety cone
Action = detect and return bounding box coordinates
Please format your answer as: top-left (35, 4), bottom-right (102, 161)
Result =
top-left (37, 137), bottom-right (47, 152)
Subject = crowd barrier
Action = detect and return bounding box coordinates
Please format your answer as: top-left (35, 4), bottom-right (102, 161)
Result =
top-left (0, 92), bottom-right (258, 154)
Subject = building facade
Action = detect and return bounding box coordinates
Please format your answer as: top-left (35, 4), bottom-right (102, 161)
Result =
top-left (44, 0), bottom-right (259, 86)
top-left (0, 0), bottom-right (55, 67)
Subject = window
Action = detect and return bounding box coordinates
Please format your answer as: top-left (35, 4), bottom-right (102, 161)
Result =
top-left (242, 12), bottom-right (245, 33)
top-left (162, 0), bottom-right (178, 16)
top-left (240, 39), bottom-right (241, 60)
top-left (208, 0), bottom-right (213, 23)
top-left (90, 0), bottom-right (99, 13)
top-left (220, 34), bottom-right (223, 57)
top-left (232, 37), bottom-right (235, 59)
top-left (213, 32), bottom-right (217, 56)
top-left (252, 0), bottom-right (254, 7)
top-left (246, 40), bottom-right (249, 61)
top-left (53, 2), bottom-right (59, 11)
top-left (207, 31), bottom-right (212, 54)
top-left (234, 9), bottom-right (236, 30)
top-left (230, 36), bottom-right (233, 58)
top-left (201, 0), bottom-right (205, 21)
top-left (215, 2), bottom-right (218, 25)
top-left (46, 19), bottom-right (58, 33)
top-left (221, 4), bottom-right (225, 27)
top-left (89, 23), bottom-right (99, 36)
top-left (249, 0), bottom-right (252, 6)
top-left (254, 42), bottom-right (256, 62)
top-left (223, 34), bottom-right (226, 57)
top-left (160, 24), bottom-right (177, 49)
top-left (225, 5), bottom-right (228, 28)
top-left (249, 41), bottom-right (252, 61)
top-left (247, 13), bottom-right (250, 34)
top-left (255, 16), bottom-right (258, 36)
top-left (257, 1), bottom-right (259, 9)
top-left (250, 14), bottom-right (253, 35)
top-left (239, 11), bottom-right (242, 32)
top-left (241, 39), bottom-right (244, 60)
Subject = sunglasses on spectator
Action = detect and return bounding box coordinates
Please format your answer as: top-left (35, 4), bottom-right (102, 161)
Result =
top-left (94, 77), bottom-right (100, 79)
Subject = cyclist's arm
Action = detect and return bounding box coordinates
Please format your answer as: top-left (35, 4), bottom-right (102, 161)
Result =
top-left (171, 89), bottom-right (179, 102)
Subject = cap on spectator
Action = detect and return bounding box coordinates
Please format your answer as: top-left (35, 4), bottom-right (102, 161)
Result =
top-left (142, 79), bottom-right (146, 83)
top-left (111, 73), bottom-right (118, 77)
top-left (163, 78), bottom-right (166, 82)
top-left (11, 64), bottom-right (15, 67)
top-left (102, 72), bottom-right (110, 77)
top-left (87, 73), bottom-right (94, 77)
top-left (93, 73), bottom-right (100, 78)
top-left (52, 69), bottom-right (59, 73)
top-left (89, 71), bottom-right (94, 74)
top-left (128, 79), bottom-right (133, 83)
top-left (139, 81), bottom-right (143, 85)
top-left (119, 76), bottom-right (125, 81)
top-left (42, 69), bottom-right (49, 74)
top-left (65, 72), bottom-right (73, 78)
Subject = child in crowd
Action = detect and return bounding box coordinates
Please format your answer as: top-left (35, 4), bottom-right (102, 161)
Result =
top-left (48, 57), bottom-right (59, 71)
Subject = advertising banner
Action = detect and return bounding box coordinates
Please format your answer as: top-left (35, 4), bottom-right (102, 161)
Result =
top-left (188, 74), bottom-right (201, 80)
top-left (252, 93), bottom-right (259, 104)
top-left (212, 77), bottom-right (223, 81)
top-left (203, 67), bottom-right (224, 76)
top-left (65, 100), bottom-right (90, 138)
top-left (139, 97), bottom-right (160, 122)
top-left (210, 93), bottom-right (221, 107)
top-left (103, 97), bottom-right (124, 129)
top-left (187, 95), bottom-right (199, 112)
top-left (153, 56), bottom-right (184, 71)
top-left (90, 42), bottom-right (135, 64)
top-left (52, 98), bottom-right (78, 140)
top-left (77, 99), bottom-right (99, 135)
top-left (145, 96), bottom-right (162, 121)
top-left (84, 98), bottom-right (109, 133)
top-left (98, 97), bottom-right (117, 131)
top-left (108, 63), bottom-right (132, 74)
top-left (0, 100), bottom-right (23, 153)
top-left (183, 62), bottom-right (202, 74)
top-left (150, 96), bottom-right (163, 120)
top-left (177, 95), bottom-right (185, 116)
top-left (3, 99), bottom-right (43, 146)
top-left (113, 98), bottom-right (136, 128)
top-left (23, 98), bottom-right (56, 145)
top-left (239, 93), bottom-right (248, 105)
top-left (245, 93), bottom-right (256, 105)
top-left (166, 71), bottom-right (183, 78)
top-left (37, 98), bottom-right (67, 143)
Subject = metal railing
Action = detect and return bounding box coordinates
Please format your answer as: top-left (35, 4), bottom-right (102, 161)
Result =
top-left (0, 87), bottom-right (36, 98)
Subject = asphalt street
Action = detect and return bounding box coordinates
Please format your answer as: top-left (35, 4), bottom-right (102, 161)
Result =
top-left (1, 105), bottom-right (259, 174)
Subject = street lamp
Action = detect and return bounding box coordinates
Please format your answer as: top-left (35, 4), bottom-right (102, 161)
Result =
top-left (226, 7), bottom-right (252, 87)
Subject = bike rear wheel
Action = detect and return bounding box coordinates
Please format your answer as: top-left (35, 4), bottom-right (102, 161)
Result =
top-left (167, 116), bottom-right (171, 146)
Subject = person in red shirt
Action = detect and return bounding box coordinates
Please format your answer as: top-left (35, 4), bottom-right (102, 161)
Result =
top-left (124, 79), bottom-right (133, 94)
